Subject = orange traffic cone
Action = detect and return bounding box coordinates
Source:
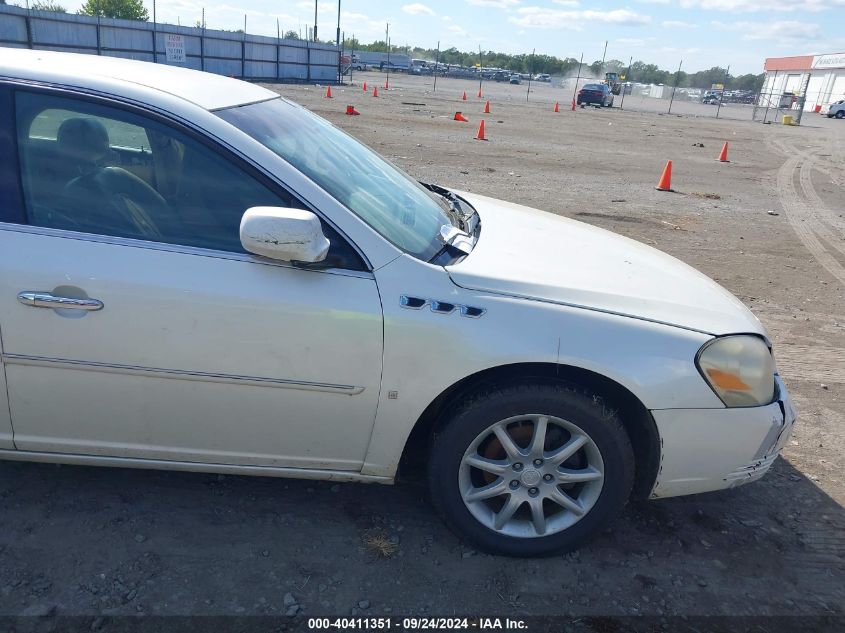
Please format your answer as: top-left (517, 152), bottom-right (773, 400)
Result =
top-left (477, 88), bottom-right (482, 98)
top-left (717, 142), bottom-right (730, 162)
top-left (325, 85), bottom-right (333, 98)
top-left (363, 81), bottom-right (367, 91)
top-left (571, 98), bottom-right (576, 111)
top-left (475, 119), bottom-right (487, 141)
top-left (462, 90), bottom-right (467, 101)
top-left (454, 112), bottom-right (469, 122)
top-left (553, 101), bottom-right (559, 113)
top-left (346, 105), bottom-right (360, 116)
top-left (483, 100), bottom-right (490, 114)
top-left (373, 86), bottom-right (378, 97)
top-left (656, 160), bottom-right (673, 192)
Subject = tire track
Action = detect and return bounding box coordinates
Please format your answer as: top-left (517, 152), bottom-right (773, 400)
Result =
top-left (769, 136), bottom-right (844, 188)
top-left (768, 137), bottom-right (845, 287)
top-left (799, 160), bottom-right (845, 256)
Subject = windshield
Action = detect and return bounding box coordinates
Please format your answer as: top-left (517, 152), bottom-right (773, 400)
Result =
top-left (217, 97), bottom-right (452, 260)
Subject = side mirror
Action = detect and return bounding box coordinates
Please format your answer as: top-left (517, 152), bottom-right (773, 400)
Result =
top-left (240, 207), bottom-right (330, 263)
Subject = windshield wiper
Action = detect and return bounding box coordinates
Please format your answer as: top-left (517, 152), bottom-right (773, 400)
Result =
top-left (420, 181), bottom-right (471, 230)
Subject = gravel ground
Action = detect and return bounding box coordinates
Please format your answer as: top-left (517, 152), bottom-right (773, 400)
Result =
top-left (1, 71), bottom-right (843, 628)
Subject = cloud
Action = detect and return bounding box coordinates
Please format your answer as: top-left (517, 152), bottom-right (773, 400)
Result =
top-left (448, 24), bottom-right (470, 36)
top-left (680, 0), bottom-right (844, 11)
top-left (661, 19), bottom-right (698, 27)
top-left (553, 0), bottom-right (580, 6)
top-left (465, 0), bottom-right (521, 8)
top-left (510, 7), bottom-right (652, 29)
top-left (295, 0), bottom-right (334, 10)
top-left (658, 46), bottom-right (701, 53)
top-left (616, 37), bottom-right (647, 45)
top-left (712, 19), bottom-right (822, 40)
top-left (402, 3), bottom-right (436, 16)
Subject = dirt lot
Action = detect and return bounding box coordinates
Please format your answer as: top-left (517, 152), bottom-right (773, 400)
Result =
top-left (2, 71), bottom-right (844, 628)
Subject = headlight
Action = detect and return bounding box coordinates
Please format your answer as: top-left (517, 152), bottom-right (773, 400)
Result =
top-left (696, 335), bottom-right (776, 407)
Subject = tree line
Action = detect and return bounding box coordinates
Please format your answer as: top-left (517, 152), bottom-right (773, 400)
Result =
top-left (15, 0), bottom-right (149, 21)
top-left (345, 39), bottom-right (764, 92)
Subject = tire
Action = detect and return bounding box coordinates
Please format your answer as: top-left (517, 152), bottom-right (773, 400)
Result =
top-left (836, 111), bottom-right (845, 119)
top-left (428, 381), bottom-right (635, 557)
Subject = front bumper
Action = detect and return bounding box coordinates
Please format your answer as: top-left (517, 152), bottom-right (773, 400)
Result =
top-left (649, 375), bottom-right (796, 498)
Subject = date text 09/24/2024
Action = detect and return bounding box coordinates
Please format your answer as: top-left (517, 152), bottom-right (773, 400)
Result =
top-left (307, 618), bottom-right (528, 630)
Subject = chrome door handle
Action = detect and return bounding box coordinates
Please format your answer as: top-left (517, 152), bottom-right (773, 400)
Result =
top-left (17, 291), bottom-right (104, 311)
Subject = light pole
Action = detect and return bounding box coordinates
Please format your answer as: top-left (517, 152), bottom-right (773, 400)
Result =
top-left (313, 0), bottom-right (318, 41)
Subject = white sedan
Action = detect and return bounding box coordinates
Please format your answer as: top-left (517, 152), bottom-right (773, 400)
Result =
top-left (0, 50), bottom-right (795, 556)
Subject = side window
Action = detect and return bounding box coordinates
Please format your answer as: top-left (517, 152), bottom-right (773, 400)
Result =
top-left (13, 90), bottom-right (364, 269)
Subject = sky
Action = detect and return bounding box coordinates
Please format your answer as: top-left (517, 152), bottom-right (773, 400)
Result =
top-left (64, 0), bottom-right (845, 74)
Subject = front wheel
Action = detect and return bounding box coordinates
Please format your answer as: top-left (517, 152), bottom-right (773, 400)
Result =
top-left (428, 382), bottom-right (634, 556)
top-left (836, 111), bottom-right (845, 119)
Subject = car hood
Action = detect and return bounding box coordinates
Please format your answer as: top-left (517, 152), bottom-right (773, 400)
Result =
top-left (447, 192), bottom-right (766, 337)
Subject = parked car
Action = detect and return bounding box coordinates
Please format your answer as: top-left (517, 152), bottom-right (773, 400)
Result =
top-left (509, 74), bottom-right (522, 85)
top-left (0, 50), bottom-right (795, 556)
top-left (827, 100), bottom-right (845, 119)
top-left (577, 83), bottom-right (614, 107)
top-left (702, 91), bottom-right (721, 105)
top-left (533, 73), bottom-right (551, 82)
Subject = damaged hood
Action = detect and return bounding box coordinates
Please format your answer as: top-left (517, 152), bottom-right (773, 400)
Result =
top-left (447, 192), bottom-right (766, 337)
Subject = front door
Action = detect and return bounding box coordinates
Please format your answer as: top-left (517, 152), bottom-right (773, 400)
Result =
top-left (0, 88), bottom-right (383, 471)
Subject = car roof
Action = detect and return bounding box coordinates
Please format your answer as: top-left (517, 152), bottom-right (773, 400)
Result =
top-left (0, 48), bottom-right (277, 111)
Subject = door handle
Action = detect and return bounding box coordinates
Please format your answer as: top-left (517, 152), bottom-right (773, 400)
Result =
top-left (17, 291), bottom-right (104, 311)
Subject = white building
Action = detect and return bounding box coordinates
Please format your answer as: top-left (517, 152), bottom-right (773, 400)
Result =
top-left (761, 52), bottom-right (845, 112)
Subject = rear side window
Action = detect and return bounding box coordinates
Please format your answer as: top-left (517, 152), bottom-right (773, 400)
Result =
top-left (29, 108), bottom-right (150, 150)
top-left (15, 91), bottom-right (298, 254)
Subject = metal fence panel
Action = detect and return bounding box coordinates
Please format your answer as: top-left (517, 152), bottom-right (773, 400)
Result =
top-left (31, 17), bottom-right (97, 48)
top-left (0, 12), bottom-right (26, 42)
top-left (101, 26), bottom-right (150, 52)
top-left (0, 4), bottom-right (339, 82)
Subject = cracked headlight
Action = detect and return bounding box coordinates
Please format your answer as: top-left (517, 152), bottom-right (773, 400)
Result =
top-left (696, 335), bottom-right (776, 407)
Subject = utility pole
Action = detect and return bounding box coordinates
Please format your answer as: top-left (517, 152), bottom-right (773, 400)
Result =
top-left (479, 44), bottom-right (483, 96)
top-left (150, 0), bottom-right (155, 61)
top-left (716, 65), bottom-right (730, 119)
top-left (571, 52), bottom-right (583, 109)
top-left (668, 59), bottom-right (683, 114)
top-left (313, 0), bottom-right (318, 41)
top-left (385, 22), bottom-right (390, 88)
top-left (601, 40), bottom-right (607, 68)
top-left (527, 47), bottom-right (534, 102)
top-left (433, 40), bottom-right (440, 92)
top-left (336, 0), bottom-right (341, 82)
top-left (619, 56), bottom-right (632, 109)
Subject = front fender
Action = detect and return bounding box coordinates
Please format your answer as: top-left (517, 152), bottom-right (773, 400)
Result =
top-left (363, 255), bottom-right (721, 479)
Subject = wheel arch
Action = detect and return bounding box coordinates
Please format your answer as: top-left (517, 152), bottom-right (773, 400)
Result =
top-left (399, 362), bottom-right (660, 499)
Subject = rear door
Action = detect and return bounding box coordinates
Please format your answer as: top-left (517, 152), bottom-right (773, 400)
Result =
top-left (0, 86), bottom-right (384, 470)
